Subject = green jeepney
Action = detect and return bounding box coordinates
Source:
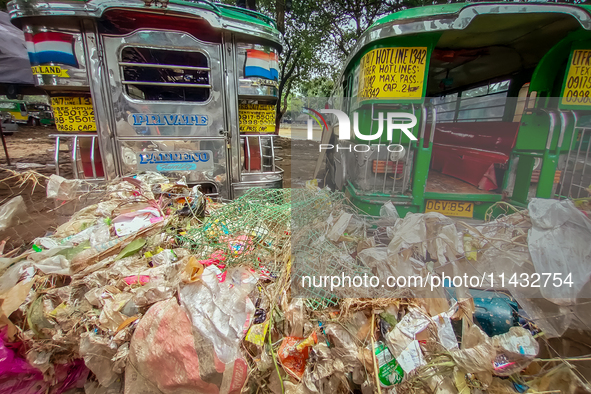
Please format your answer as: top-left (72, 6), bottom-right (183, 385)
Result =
top-left (325, 3), bottom-right (591, 219)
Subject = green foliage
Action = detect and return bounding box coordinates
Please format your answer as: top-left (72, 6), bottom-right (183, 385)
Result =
top-left (0, 0), bottom-right (9, 11)
top-left (300, 77), bottom-right (335, 98)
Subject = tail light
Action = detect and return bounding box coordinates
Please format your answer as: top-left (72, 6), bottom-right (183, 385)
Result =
top-left (372, 160), bottom-right (404, 174)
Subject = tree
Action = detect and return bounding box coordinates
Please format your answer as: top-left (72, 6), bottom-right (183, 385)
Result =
top-left (256, 0), bottom-right (334, 131)
top-left (299, 76), bottom-right (334, 98)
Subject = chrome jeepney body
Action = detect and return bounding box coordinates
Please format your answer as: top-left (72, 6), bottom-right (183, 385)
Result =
top-left (8, 0), bottom-right (283, 198)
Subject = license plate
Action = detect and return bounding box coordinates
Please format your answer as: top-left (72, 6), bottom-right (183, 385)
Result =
top-left (51, 96), bottom-right (96, 132)
top-left (425, 200), bottom-right (474, 218)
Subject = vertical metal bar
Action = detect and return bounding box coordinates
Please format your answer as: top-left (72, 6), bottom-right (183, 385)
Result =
top-left (0, 122), bottom-right (10, 166)
top-left (576, 129), bottom-right (591, 199)
top-left (54, 136), bottom-right (61, 176)
top-left (258, 135), bottom-right (263, 172)
top-left (429, 106), bottom-right (437, 144)
top-left (245, 136), bottom-right (251, 172)
top-left (545, 111), bottom-right (557, 150)
top-left (555, 111), bottom-right (569, 199)
top-left (382, 144), bottom-right (388, 194)
top-left (392, 115), bottom-right (404, 194)
top-left (561, 111), bottom-right (578, 198)
top-left (569, 125), bottom-right (584, 199)
top-left (270, 136), bottom-right (276, 172)
top-left (370, 105), bottom-right (378, 191)
top-left (419, 104), bottom-right (427, 140)
top-left (90, 136), bottom-right (97, 179)
top-left (71, 135), bottom-right (79, 179)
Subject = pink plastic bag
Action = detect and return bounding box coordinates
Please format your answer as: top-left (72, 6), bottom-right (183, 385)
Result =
top-left (0, 329), bottom-right (47, 394)
top-left (0, 329), bottom-right (89, 394)
top-left (126, 298), bottom-right (248, 394)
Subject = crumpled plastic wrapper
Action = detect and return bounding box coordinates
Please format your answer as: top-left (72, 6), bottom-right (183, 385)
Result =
top-left (79, 332), bottom-right (120, 387)
top-left (450, 324), bottom-right (496, 376)
top-left (387, 212), bottom-right (462, 268)
top-left (179, 265), bottom-right (257, 364)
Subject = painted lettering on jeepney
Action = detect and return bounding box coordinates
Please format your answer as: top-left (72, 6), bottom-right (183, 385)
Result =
top-left (31, 65), bottom-right (69, 77)
top-left (138, 151), bottom-right (211, 164)
top-left (358, 47), bottom-right (427, 100)
top-left (562, 49), bottom-right (591, 106)
top-left (129, 113), bottom-right (208, 126)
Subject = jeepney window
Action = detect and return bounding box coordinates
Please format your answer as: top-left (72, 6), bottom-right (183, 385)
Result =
top-left (120, 47), bottom-right (210, 102)
top-left (431, 80), bottom-right (510, 122)
top-left (431, 94), bottom-right (458, 122)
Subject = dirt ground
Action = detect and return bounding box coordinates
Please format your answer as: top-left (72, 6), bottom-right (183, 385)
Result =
top-left (275, 137), bottom-right (322, 188)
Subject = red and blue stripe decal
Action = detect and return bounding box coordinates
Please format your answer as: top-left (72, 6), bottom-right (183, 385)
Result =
top-left (245, 49), bottom-right (278, 81)
top-left (25, 32), bottom-right (78, 68)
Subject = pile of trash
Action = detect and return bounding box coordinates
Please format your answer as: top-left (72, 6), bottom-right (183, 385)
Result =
top-left (0, 172), bottom-right (590, 394)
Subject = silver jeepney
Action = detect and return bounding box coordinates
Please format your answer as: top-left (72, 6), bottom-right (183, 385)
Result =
top-left (8, 0), bottom-right (283, 198)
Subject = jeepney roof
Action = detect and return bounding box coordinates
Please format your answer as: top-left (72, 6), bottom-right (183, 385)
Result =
top-left (8, 0), bottom-right (282, 47)
top-left (371, 2), bottom-right (591, 27)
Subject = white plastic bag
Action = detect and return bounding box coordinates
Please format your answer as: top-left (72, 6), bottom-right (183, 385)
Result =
top-left (528, 198), bottom-right (591, 304)
top-left (179, 266), bottom-right (257, 364)
top-left (0, 196), bottom-right (26, 232)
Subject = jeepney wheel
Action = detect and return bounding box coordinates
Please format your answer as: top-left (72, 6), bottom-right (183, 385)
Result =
top-left (28, 117), bottom-right (39, 127)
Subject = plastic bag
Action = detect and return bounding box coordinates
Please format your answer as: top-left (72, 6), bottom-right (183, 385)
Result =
top-left (180, 256), bottom-right (204, 283)
top-left (112, 208), bottom-right (161, 237)
top-left (125, 298), bottom-right (248, 394)
top-left (79, 332), bottom-right (119, 387)
top-left (387, 212), bottom-right (461, 267)
top-left (327, 212), bottom-right (353, 242)
top-left (0, 195), bottom-right (26, 232)
top-left (179, 266), bottom-right (257, 364)
top-left (277, 331), bottom-right (318, 379)
top-left (46, 174), bottom-right (88, 200)
top-left (528, 198), bottom-right (591, 304)
top-left (0, 328), bottom-right (89, 394)
top-left (449, 325), bottom-right (495, 373)
top-left (151, 249), bottom-right (177, 266)
top-left (379, 201), bottom-right (400, 227)
top-left (90, 223), bottom-right (111, 248)
top-left (491, 326), bottom-right (538, 376)
top-left (30, 253), bottom-right (71, 276)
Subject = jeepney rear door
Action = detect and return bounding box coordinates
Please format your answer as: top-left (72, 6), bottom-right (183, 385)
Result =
top-left (101, 30), bottom-right (228, 197)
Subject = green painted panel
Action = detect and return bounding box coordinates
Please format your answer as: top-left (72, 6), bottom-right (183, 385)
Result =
top-left (371, 4), bottom-right (466, 27)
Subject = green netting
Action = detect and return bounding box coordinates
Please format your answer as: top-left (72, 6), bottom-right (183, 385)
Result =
top-left (177, 188), bottom-right (291, 273)
top-left (177, 187), bottom-right (375, 308)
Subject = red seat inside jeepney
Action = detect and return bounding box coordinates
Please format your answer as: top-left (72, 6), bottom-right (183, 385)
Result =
top-left (425, 122), bottom-right (519, 191)
top-left (79, 138), bottom-right (105, 178)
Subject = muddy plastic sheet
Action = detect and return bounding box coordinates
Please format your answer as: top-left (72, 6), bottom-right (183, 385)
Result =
top-left (125, 298), bottom-right (247, 394)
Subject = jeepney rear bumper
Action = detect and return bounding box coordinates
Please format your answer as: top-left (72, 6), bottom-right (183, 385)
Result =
top-left (233, 170), bottom-right (283, 197)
